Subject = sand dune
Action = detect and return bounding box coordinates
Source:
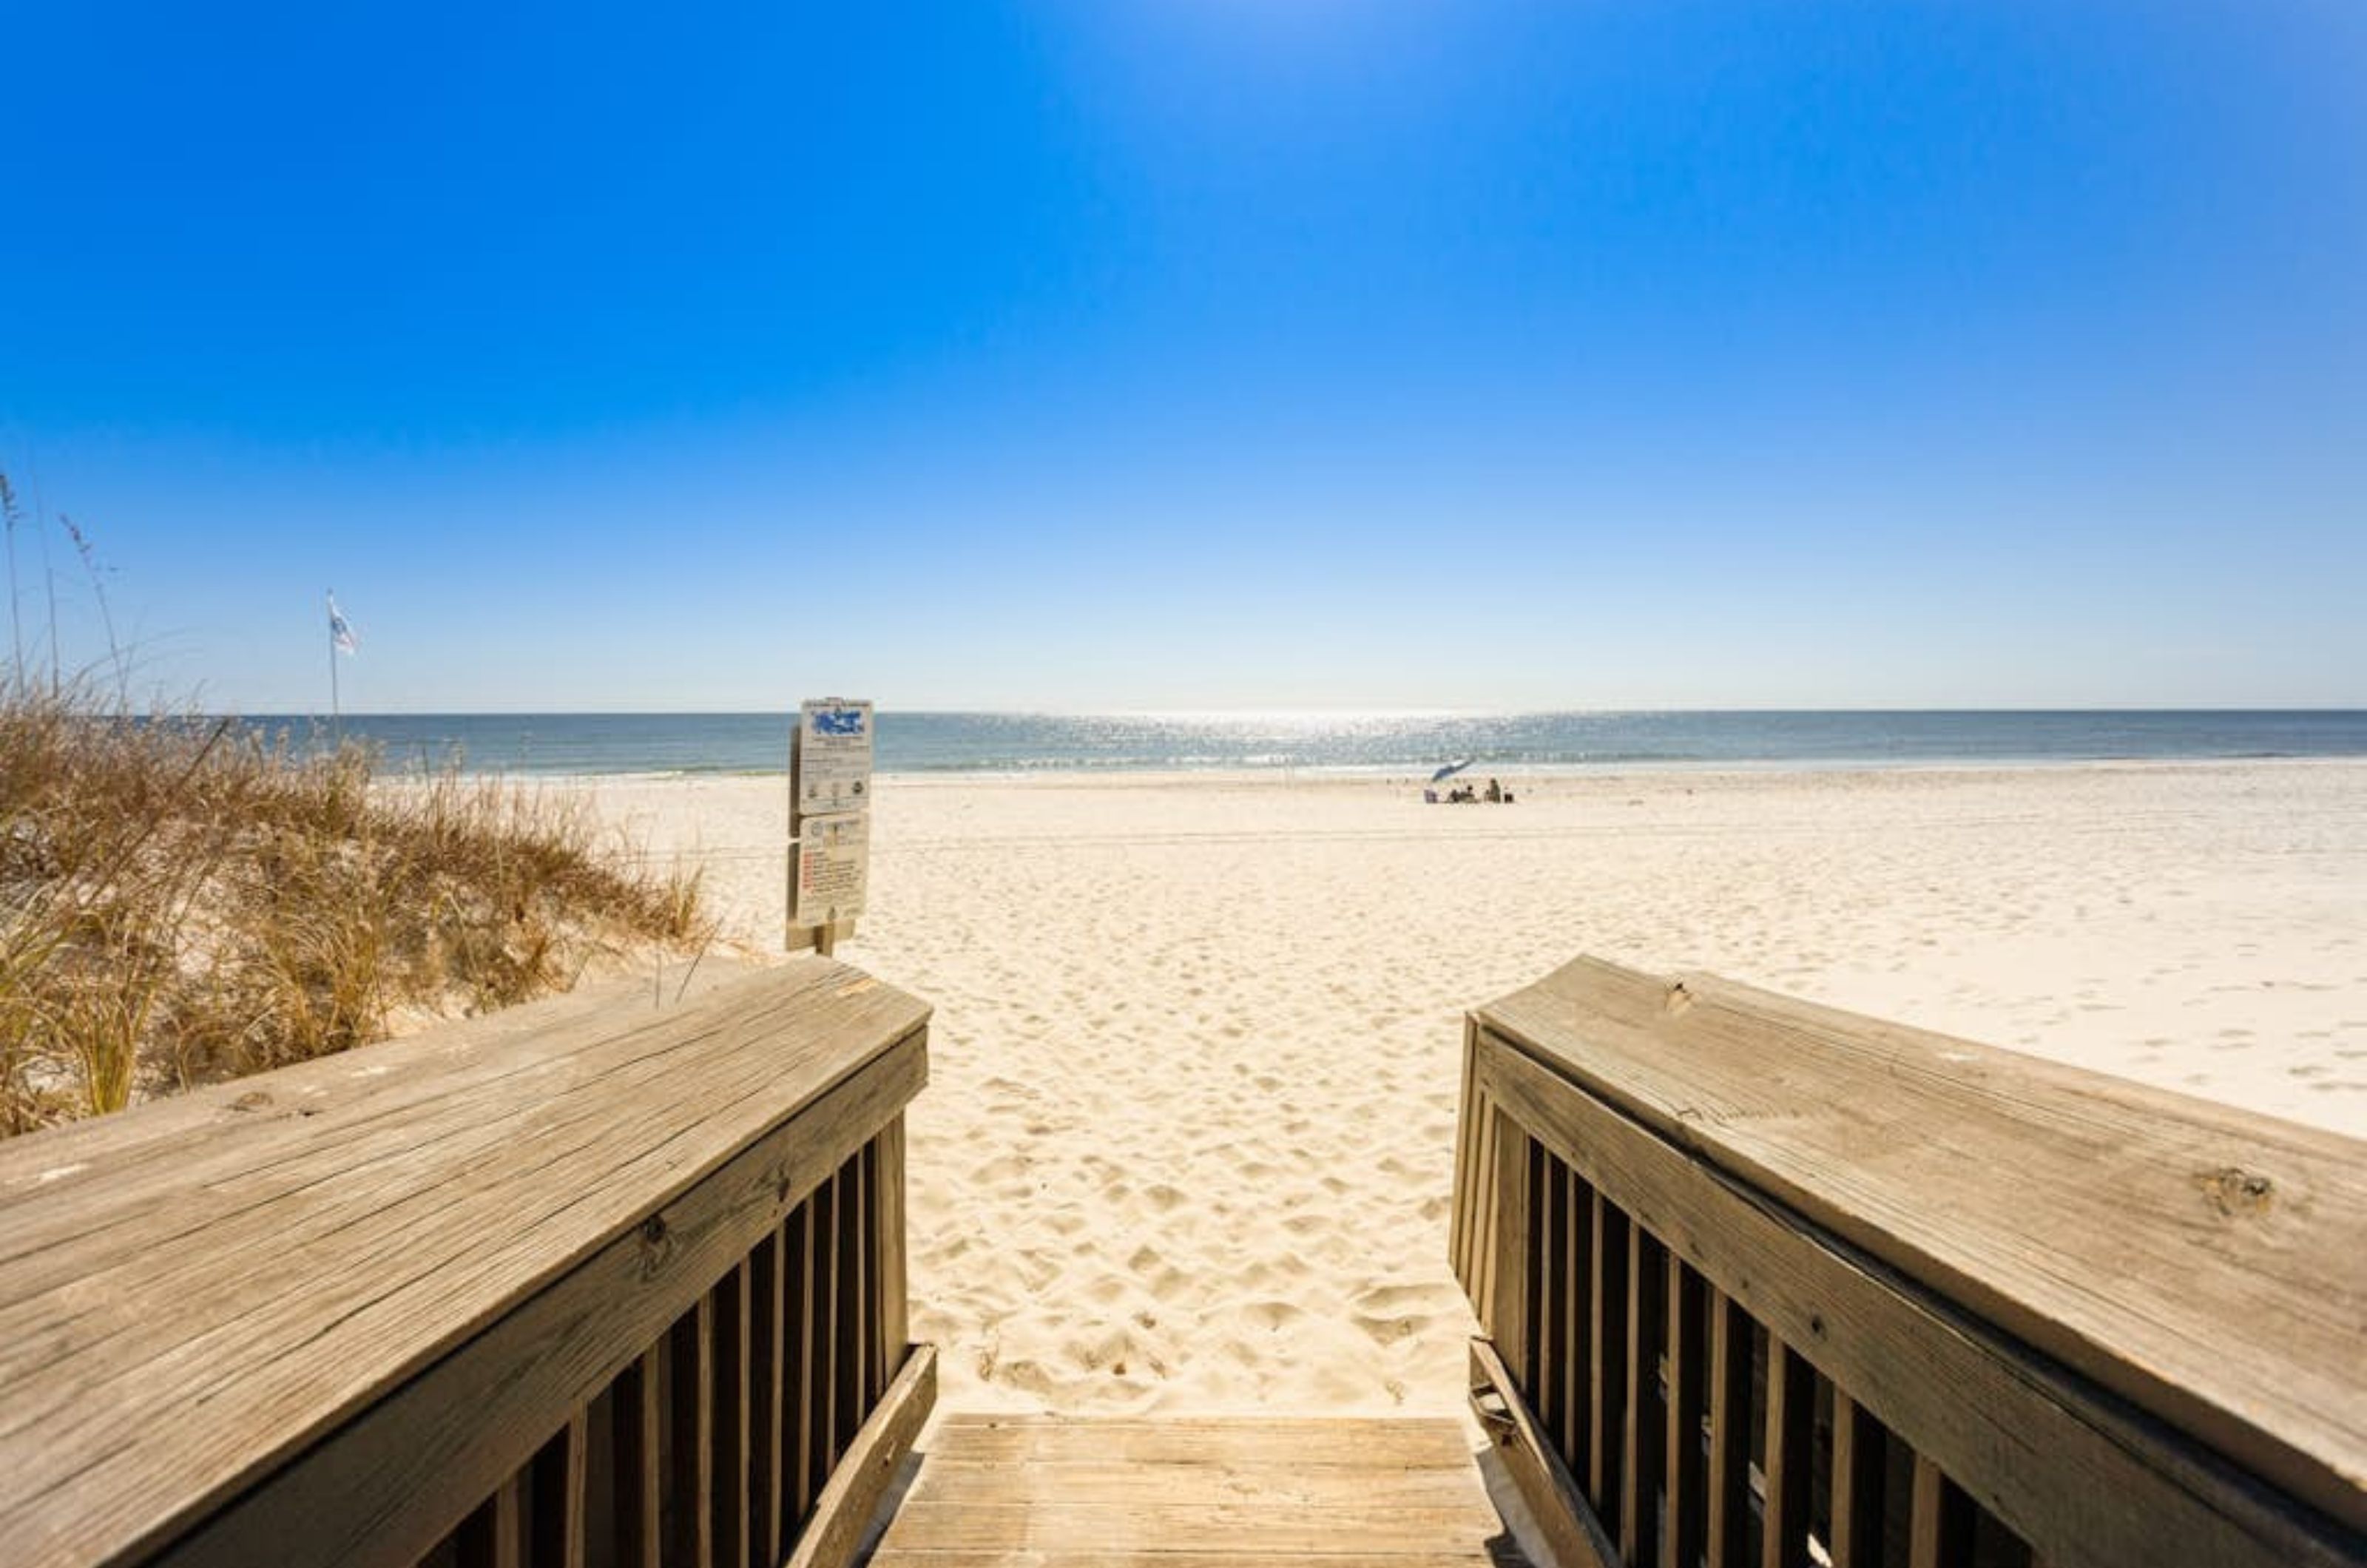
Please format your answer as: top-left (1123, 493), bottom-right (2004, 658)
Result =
top-left (569, 760), bottom-right (2367, 1417)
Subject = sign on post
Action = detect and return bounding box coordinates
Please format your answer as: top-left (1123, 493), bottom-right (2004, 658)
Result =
top-left (789, 698), bottom-right (874, 955)
top-left (796, 698), bottom-right (874, 817)
top-left (794, 811), bottom-right (870, 924)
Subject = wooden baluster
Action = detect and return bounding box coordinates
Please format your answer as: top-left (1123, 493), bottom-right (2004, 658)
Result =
top-left (611, 1349), bottom-right (661, 1568)
top-left (790, 1197), bottom-right (821, 1530)
top-left (1622, 1227), bottom-right (1668, 1566)
top-left (527, 1412), bottom-right (587, 1568)
top-left (1537, 1153), bottom-right (1566, 1439)
top-left (669, 1298), bottom-right (714, 1567)
top-left (712, 1265), bottom-right (749, 1568)
top-left (1665, 1257), bottom-right (1709, 1568)
top-left (835, 1155), bottom-right (866, 1453)
top-left (1591, 1195), bottom-right (1630, 1539)
top-left (1706, 1299), bottom-right (1756, 1568)
top-left (1830, 1393), bottom-right (1887, 1568)
top-left (455, 1474), bottom-right (523, 1568)
top-left (1452, 1023), bottom-right (1495, 1314)
top-left (1908, 1453), bottom-right (1976, 1568)
top-left (818, 1167), bottom-right (844, 1473)
top-left (1760, 1339), bottom-right (1815, 1568)
top-left (876, 1115), bottom-right (910, 1391)
top-left (1490, 1115), bottom-right (1536, 1386)
top-left (1562, 1166), bottom-right (1593, 1481)
top-left (753, 1229), bottom-right (785, 1567)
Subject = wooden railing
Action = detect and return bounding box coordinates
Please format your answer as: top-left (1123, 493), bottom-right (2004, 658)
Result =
top-left (0, 957), bottom-right (934, 1568)
top-left (1451, 956), bottom-right (2367, 1568)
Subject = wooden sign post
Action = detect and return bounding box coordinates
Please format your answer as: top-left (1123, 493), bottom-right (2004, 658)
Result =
top-left (789, 697), bottom-right (874, 956)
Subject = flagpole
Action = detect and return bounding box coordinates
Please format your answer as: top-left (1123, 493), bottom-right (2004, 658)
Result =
top-left (328, 589), bottom-right (341, 742)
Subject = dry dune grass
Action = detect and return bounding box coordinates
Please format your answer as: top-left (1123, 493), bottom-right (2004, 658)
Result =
top-left (0, 685), bottom-right (707, 1135)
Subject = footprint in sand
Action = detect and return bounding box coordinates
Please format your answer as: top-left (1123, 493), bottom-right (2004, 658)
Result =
top-left (1240, 1300), bottom-right (1305, 1333)
top-left (1354, 1280), bottom-right (1460, 1315)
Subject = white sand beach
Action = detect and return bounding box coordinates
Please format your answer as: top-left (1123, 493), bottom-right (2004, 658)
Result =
top-left (562, 760), bottom-right (2367, 1421)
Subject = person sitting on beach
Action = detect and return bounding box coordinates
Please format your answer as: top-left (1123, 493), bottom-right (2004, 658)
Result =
top-left (1485, 778), bottom-right (1502, 803)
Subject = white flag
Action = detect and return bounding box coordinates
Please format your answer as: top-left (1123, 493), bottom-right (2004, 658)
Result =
top-left (328, 592), bottom-right (359, 655)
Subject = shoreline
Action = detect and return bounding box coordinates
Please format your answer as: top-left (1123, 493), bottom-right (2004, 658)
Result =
top-left (465, 751), bottom-right (2367, 788)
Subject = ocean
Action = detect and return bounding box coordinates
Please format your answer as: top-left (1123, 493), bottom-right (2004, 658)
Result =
top-left (238, 710), bottom-right (2367, 777)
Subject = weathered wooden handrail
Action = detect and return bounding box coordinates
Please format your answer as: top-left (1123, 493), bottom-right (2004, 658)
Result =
top-left (0, 957), bottom-right (933, 1568)
top-left (1452, 956), bottom-right (2367, 1568)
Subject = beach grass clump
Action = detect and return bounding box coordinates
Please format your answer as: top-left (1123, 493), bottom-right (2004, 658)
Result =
top-left (0, 683), bottom-right (706, 1135)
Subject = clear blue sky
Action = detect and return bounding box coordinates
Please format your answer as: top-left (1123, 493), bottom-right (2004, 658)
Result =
top-left (4, 1), bottom-right (2361, 712)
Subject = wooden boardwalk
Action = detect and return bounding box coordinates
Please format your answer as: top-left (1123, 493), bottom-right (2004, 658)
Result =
top-left (867, 1414), bottom-right (1531, 1567)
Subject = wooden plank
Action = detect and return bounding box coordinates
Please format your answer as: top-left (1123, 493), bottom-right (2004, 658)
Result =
top-left (885, 1410), bottom-right (1513, 1565)
top-left (922, 1416), bottom-right (1477, 1472)
top-left (1706, 1295), bottom-right (1756, 1568)
top-left (0, 962), bottom-right (751, 1181)
top-left (910, 1460), bottom-right (1489, 1510)
top-left (152, 1026), bottom-right (925, 1568)
top-left (1665, 1257), bottom-right (1709, 1568)
top-left (1476, 956), bottom-right (2367, 1531)
top-left (1477, 1030), bottom-right (2363, 1568)
top-left (612, 1350), bottom-right (661, 1568)
top-left (0, 959), bottom-right (929, 1568)
top-left (869, 1555), bottom-right (1513, 1567)
top-left (1760, 1339), bottom-right (1815, 1568)
top-left (1618, 1223), bottom-right (1667, 1566)
top-left (0, 962), bottom-right (916, 1305)
top-left (874, 1504), bottom-right (1505, 1558)
top-left (1469, 1336), bottom-right (1621, 1568)
top-left (782, 1343), bottom-right (936, 1568)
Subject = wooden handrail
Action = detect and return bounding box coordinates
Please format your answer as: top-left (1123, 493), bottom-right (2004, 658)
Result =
top-left (0, 957), bottom-right (933, 1568)
top-left (1453, 955), bottom-right (2367, 1568)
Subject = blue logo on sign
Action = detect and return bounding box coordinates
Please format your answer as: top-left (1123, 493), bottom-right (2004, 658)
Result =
top-left (814, 709), bottom-right (865, 737)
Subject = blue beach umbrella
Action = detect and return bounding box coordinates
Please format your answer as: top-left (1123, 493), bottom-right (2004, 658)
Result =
top-left (1431, 759), bottom-right (1475, 783)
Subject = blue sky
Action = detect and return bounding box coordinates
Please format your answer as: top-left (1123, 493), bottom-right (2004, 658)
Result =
top-left (4, 1), bottom-right (2361, 712)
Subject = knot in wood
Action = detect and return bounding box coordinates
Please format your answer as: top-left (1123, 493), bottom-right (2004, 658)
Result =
top-left (2197, 1166), bottom-right (2275, 1218)
top-left (1664, 981), bottom-right (1695, 1016)
top-left (638, 1214), bottom-right (675, 1275)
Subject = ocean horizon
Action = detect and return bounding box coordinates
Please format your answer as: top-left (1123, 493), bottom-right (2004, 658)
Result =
top-left (227, 709), bottom-right (2367, 778)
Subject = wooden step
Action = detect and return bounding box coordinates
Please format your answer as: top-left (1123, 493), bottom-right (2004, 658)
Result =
top-left (866, 1414), bottom-right (1529, 1566)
